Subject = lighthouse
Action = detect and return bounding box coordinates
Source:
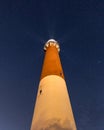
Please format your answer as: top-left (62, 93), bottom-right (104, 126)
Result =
top-left (30, 39), bottom-right (77, 130)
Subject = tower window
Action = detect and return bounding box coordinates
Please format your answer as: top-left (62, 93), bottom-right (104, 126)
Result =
top-left (40, 90), bottom-right (42, 94)
top-left (60, 72), bottom-right (62, 76)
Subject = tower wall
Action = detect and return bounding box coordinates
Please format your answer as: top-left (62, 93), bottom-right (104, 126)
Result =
top-left (31, 75), bottom-right (76, 130)
top-left (30, 39), bottom-right (77, 130)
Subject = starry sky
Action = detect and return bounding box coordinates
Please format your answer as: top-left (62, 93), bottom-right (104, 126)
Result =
top-left (0, 0), bottom-right (104, 130)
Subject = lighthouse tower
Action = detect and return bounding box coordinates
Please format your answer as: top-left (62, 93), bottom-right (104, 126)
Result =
top-left (30, 39), bottom-right (77, 130)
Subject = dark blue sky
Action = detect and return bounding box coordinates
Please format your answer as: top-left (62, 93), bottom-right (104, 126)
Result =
top-left (0, 0), bottom-right (104, 130)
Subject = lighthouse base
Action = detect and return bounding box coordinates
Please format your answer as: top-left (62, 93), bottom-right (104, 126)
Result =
top-left (30, 75), bottom-right (76, 130)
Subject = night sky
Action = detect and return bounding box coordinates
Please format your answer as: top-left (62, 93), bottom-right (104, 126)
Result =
top-left (0, 0), bottom-right (104, 130)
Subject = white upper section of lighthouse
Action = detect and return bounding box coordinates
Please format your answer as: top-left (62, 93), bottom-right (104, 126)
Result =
top-left (44, 39), bottom-right (60, 52)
